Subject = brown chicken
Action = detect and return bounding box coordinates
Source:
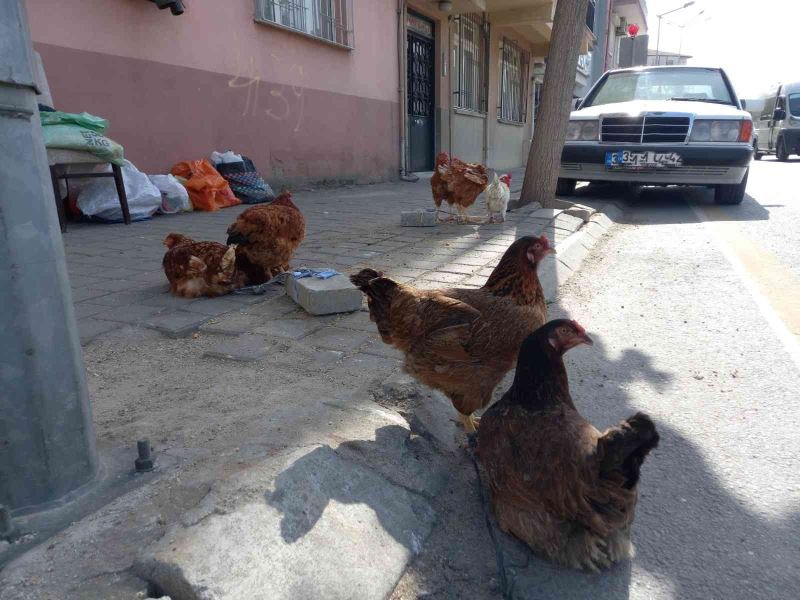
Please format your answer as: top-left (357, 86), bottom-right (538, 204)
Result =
top-left (478, 320), bottom-right (660, 571)
top-left (430, 152), bottom-right (490, 223)
top-left (225, 191), bottom-right (306, 285)
top-left (162, 233), bottom-right (244, 298)
top-left (351, 234), bottom-right (553, 431)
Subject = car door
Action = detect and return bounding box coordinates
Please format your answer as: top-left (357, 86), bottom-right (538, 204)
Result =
top-left (770, 95), bottom-right (786, 148)
top-left (758, 93), bottom-right (777, 151)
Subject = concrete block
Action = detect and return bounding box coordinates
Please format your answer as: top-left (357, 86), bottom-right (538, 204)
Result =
top-left (78, 317), bottom-right (121, 345)
top-left (286, 273), bottom-right (363, 316)
top-left (562, 203), bottom-right (597, 222)
top-left (556, 233), bottom-right (591, 271)
top-left (401, 209), bottom-right (438, 227)
top-left (203, 334), bottom-right (273, 362)
top-left (134, 446), bottom-right (436, 600)
top-left (409, 392), bottom-right (461, 455)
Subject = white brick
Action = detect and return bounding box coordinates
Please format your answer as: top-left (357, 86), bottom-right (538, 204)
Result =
top-left (286, 273), bottom-right (363, 316)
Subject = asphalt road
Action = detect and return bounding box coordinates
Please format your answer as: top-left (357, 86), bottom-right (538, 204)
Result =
top-left (393, 159), bottom-right (800, 600)
top-left (520, 159), bottom-right (800, 599)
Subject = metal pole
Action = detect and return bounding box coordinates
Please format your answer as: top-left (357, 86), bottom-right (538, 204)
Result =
top-left (655, 16), bottom-right (662, 60)
top-left (589, 0), bottom-right (610, 86)
top-left (0, 0), bottom-right (98, 512)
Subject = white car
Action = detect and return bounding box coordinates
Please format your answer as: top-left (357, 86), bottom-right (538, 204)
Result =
top-left (559, 66), bottom-right (754, 205)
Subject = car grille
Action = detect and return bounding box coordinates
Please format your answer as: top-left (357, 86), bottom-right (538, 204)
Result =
top-left (601, 115), bottom-right (690, 144)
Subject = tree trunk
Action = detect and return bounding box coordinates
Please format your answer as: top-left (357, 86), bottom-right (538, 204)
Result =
top-left (519, 0), bottom-right (590, 208)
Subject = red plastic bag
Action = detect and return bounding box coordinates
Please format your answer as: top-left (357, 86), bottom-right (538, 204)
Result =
top-left (170, 159), bottom-right (240, 211)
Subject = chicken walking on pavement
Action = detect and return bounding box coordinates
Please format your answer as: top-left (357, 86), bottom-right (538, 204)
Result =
top-left (351, 235), bottom-right (554, 432)
top-left (485, 172), bottom-right (512, 223)
top-left (430, 152), bottom-right (490, 224)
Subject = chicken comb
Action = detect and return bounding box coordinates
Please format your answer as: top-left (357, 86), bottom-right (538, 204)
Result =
top-left (538, 234), bottom-right (551, 248)
top-left (570, 320), bottom-right (586, 336)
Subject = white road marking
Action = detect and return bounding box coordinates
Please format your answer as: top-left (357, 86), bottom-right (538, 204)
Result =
top-left (691, 204), bottom-right (800, 371)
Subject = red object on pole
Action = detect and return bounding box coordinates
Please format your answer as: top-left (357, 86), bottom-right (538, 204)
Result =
top-left (627, 23), bottom-right (640, 37)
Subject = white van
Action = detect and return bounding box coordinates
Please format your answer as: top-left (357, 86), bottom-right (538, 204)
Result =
top-left (754, 82), bottom-right (800, 161)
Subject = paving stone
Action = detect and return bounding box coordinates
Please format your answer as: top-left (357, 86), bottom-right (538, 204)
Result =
top-left (253, 318), bottom-right (324, 340)
top-left (418, 271), bottom-right (465, 285)
top-left (203, 334), bottom-right (273, 362)
top-left (89, 278), bottom-right (141, 293)
top-left (304, 327), bottom-right (372, 352)
top-left (141, 292), bottom-right (197, 309)
top-left (555, 232), bottom-right (591, 271)
top-left (143, 310), bottom-right (210, 338)
top-left (336, 311), bottom-right (378, 333)
top-left (562, 203), bottom-right (596, 222)
top-left (401, 209), bottom-right (438, 227)
top-left (94, 304), bottom-right (165, 324)
top-left (437, 263), bottom-right (477, 275)
top-left (361, 337), bottom-right (404, 360)
top-left (70, 287), bottom-right (112, 303)
top-left (286, 273), bottom-right (362, 316)
top-left (73, 302), bottom-right (113, 319)
top-left (200, 312), bottom-right (266, 336)
top-left (78, 317), bottom-right (121, 345)
top-left (184, 297), bottom-right (249, 316)
top-left (245, 295), bottom-right (298, 318)
top-left (134, 446), bottom-right (436, 600)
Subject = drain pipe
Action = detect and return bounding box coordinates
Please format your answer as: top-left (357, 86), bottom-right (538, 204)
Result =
top-left (397, 0), bottom-right (417, 181)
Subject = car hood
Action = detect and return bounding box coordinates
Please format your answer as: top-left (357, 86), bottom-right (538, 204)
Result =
top-left (574, 100), bottom-right (750, 119)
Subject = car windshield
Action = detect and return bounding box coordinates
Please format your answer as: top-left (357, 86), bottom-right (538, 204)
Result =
top-left (789, 94), bottom-right (800, 117)
top-left (585, 68), bottom-right (735, 107)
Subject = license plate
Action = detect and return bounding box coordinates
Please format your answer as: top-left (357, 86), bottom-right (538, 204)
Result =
top-left (605, 151), bottom-right (683, 169)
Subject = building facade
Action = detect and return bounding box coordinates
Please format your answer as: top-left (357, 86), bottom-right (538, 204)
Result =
top-left (647, 50), bottom-right (691, 66)
top-left (584, 0), bottom-right (649, 93)
top-left (27, 0), bottom-right (592, 185)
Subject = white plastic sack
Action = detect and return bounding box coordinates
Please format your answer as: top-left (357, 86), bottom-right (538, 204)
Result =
top-left (148, 174), bottom-right (192, 214)
top-left (210, 150), bottom-right (243, 165)
top-left (77, 160), bottom-right (161, 222)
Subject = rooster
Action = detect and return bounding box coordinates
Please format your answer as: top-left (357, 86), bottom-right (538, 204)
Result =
top-left (430, 152), bottom-right (490, 224)
top-left (225, 191), bottom-right (306, 285)
top-left (162, 233), bottom-right (244, 298)
top-left (478, 320), bottom-right (660, 571)
top-left (485, 172), bottom-right (512, 223)
top-left (351, 235), bottom-right (554, 431)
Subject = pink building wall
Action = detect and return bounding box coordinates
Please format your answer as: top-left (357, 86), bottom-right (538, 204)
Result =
top-left (26, 0), bottom-right (400, 183)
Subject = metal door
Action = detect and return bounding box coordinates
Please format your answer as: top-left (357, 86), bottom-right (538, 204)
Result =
top-left (407, 26), bottom-right (435, 172)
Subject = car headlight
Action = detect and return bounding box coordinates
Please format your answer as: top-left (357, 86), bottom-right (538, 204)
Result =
top-left (690, 120), bottom-right (742, 142)
top-left (567, 120), bottom-right (599, 141)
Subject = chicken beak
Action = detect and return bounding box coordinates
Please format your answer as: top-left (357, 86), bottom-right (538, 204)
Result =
top-left (546, 247), bottom-right (557, 256)
top-left (579, 333), bottom-right (594, 347)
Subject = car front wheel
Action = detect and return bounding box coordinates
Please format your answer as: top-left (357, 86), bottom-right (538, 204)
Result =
top-left (776, 138), bottom-right (789, 161)
top-left (714, 168), bottom-right (748, 205)
top-left (556, 178), bottom-right (577, 196)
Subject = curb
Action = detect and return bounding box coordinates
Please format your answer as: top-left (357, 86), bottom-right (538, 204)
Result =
top-left (538, 200), bottom-right (627, 303)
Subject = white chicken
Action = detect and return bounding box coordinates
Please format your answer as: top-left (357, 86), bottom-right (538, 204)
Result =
top-left (485, 172), bottom-right (512, 223)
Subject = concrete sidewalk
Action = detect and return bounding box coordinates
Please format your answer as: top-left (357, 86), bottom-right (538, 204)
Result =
top-left (0, 175), bottom-right (626, 600)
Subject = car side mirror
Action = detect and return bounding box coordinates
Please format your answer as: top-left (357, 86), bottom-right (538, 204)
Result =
top-left (774, 108), bottom-right (786, 121)
top-left (572, 98), bottom-right (583, 110)
top-left (740, 99), bottom-right (747, 110)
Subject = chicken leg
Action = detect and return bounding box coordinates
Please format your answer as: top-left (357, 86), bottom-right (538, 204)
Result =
top-left (458, 413), bottom-right (480, 433)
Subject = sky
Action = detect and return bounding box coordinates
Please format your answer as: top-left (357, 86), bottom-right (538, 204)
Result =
top-left (644, 0), bottom-right (800, 98)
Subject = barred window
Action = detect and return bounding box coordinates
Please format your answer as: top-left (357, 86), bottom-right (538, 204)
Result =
top-left (255, 0), bottom-right (354, 49)
top-left (498, 38), bottom-right (529, 124)
top-left (453, 14), bottom-right (489, 113)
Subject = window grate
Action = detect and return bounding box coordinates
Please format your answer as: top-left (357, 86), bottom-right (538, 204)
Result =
top-left (453, 14), bottom-right (489, 114)
top-left (255, 0), bottom-right (354, 49)
top-left (498, 38), bottom-right (529, 124)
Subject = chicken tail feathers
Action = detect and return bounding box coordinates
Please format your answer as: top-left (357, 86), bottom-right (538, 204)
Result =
top-left (597, 412), bottom-right (660, 489)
